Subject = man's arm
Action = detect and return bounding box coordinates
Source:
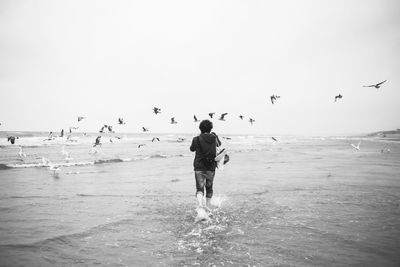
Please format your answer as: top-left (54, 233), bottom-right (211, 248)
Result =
top-left (212, 132), bottom-right (222, 147)
top-left (190, 137), bottom-right (197, 152)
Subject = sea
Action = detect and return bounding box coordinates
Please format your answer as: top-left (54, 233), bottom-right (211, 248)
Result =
top-left (0, 131), bottom-right (399, 266)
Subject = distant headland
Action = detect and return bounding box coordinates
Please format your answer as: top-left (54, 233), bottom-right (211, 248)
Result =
top-left (366, 129), bottom-right (400, 141)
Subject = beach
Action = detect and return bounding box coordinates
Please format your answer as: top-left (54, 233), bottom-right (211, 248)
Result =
top-left (0, 133), bottom-right (399, 266)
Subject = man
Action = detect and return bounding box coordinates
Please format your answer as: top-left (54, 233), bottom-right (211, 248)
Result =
top-left (190, 120), bottom-right (221, 210)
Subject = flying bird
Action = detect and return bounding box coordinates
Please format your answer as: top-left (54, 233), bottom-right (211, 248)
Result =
top-left (7, 136), bottom-right (19, 144)
top-left (177, 137), bottom-right (185, 142)
top-left (77, 116), bottom-right (85, 122)
top-left (18, 146), bottom-right (26, 158)
top-left (272, 137), bottom-right (278, 142)
top-left (118, 118), bottom-right (125, 125)
top-left (270, 94), bottom-right (281, 104)
top-left (61, 146), bottom-right (72, 161)
top-left (239, 115), bottom-right (244, 120)
top-left (194, 115), bottom-right (200, 122)
top-left (170, 117), bottom-right (178, 124)
top-left (219, 113), bottom-right (228, 121)
top-left (363, 80), bottom-right (386, 89)
top-left (334, 94), bottom-right (343, 102)
top-left (152, 137), bottom-right (160, 142)
top-left (351, 141), bottom-right (361, 151)
top-left (48, 164), bottom-right (61, 175)
top-left (142, 127), bottom-right (149, 132)
top-left (93, 136), bottom-right (102, 147)
top-left (107, 125), bottom-right (114, 133)
top-left (43, 132), bottom-right (55, 141)
top-left (69, 126), bottom-right (79, 133)
top-left (153, 107), bottom-right (161, 114)
top-left (138, 144), bottom-right (146, 148)
top-left (249, 118), bottom-right (255, 125)
top-left (208, 112), bottom-right (215, 119)
top-left (222, 136), bottom-right (231, 140)
top-left (99, 124), bottom-right (113, 133)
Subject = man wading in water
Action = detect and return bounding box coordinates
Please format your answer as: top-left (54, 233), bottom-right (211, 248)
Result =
top-left (190, 120), bottom-right (221, 211)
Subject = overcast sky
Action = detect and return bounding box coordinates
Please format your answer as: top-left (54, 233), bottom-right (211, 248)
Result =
top-left (0, 0), bottom-right (399, 135)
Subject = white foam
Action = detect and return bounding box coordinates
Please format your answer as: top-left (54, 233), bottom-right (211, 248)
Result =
top-left (210, 195), bottom-right (226, 209)
top-left (195, 207), bottom-right (210, 223)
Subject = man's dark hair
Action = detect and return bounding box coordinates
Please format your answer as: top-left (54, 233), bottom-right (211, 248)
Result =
top-left (199, 120), bottom-right (213, 133)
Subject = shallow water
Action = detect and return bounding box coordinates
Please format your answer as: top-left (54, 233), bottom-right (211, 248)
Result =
top-left (0, 133), bottom-right (399, 266)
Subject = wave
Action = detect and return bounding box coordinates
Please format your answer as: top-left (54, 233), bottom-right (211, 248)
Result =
top-left (0, 217), bottom-right (134, 249)
top-left (150, 153), bottom-right (168, 159)
top-left (0, 163), bottom-right (11, 170)
top-left (1, 153), bottom-right (187, 171)
top-left (76, 193), bottom-right (135, 197)
top-left (6, 161), bottom-right (94, 169)
top-left (94, 158), bottom-right (127, 165)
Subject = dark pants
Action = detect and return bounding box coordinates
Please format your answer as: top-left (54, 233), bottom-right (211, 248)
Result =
top-left (195, 171), bottom-right (215, 198)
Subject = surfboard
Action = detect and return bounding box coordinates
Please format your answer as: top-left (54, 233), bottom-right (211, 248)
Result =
top-left (215, 148), bottom-right (228, 170)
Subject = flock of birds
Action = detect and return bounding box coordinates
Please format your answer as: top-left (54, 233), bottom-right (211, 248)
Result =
top-left (1, 79), bottom-right (390, 160)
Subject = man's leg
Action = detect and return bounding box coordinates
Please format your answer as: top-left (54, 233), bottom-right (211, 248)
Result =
top-left (205, 171), bottom-right (215, 209)
top-left (195, 171), bottom-right (205, 207)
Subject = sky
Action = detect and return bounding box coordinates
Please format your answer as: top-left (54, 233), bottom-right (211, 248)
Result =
top-left (0, 0), bottom-right (399, 135)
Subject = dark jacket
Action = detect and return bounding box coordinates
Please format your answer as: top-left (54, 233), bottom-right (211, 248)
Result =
top-left (190, 133), bottom-right (221, 171)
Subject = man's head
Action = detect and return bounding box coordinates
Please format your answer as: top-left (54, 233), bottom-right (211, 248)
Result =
top-left (199, 120), bottom-right (213, 133)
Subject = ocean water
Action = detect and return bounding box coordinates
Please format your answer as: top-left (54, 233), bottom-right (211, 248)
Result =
top-left (0, 132), bottom-right (399, 266)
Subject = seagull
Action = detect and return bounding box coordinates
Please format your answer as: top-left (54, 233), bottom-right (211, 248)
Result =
top-left (152, 137), bottom-right (160, 142)
top-left (194, 115), bottom-right (200, 122)
top-left (61, 146), bottom-right (72, 160)
top-left (69, 126), bottom-right (79, 133)
top-left (170, 117), bottom-right (178, 124)
top-left (118, 118), bottom-right (125, 125)
top-left (107, 125), bottom-right (114, 133)
top-left (99, 124), bottom-right (113, 133)
top-left (61, 146), bottom-right (68, 157)
top-left (177, 137), bottom-right (185, 142)
top-left (93, 136), bottom-right (102, 147)
top-left (153, 107), bottom-right (161, 114)
top-left (43, 132), bottom-right (55, 141)
top-left (48, 164), bottom-right (61, 175)
top-left (209, 112), bottom-right (215, 119)
top-left (363, 80), bottom-right (386, 89)
top-left (239, 115), bottom-right (244, 120)
top-left (270, 94), bottom-right (281, 104)
top-left (334, 94), bottom-right (343, 102)
top-left (272, 137), bottom-right (278, 142)
top-left (41, 157), bottom-right (51, 166)
top-left (7, 136), bottom-right (19, 144)
top-left (142, 127), bottom-right (149, 132)
top-left (249, 118), bottom-right (255, 125)
top-left (77, 116), bottom-right (85, 122)
top-left (138, 144), bottom-right (146, 148)
top-left (219, 113), bottom-right (228, 121)
top-left (351, 141), bottom-right (361, 151)
top-left (18, 147), bottom-right (26, 158)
